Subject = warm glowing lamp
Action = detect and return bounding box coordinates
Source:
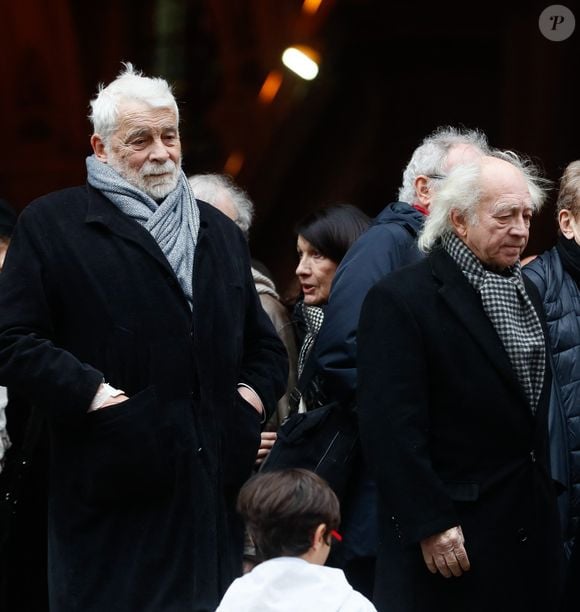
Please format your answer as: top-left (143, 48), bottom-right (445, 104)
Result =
top-left (258, 70), bottom-right (283, 103)
top-left (224, 152), bottom-right (244, 177)
top-left (302, 0), bottom-right (323, 14)
top-left (281, 46), bottom-right (320, 81)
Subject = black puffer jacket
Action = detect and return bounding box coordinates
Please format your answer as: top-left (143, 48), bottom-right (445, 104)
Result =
top-left (524, 247), bottom-right (580, 557)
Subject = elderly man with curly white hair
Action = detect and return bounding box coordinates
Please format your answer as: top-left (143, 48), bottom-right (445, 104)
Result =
top-left (357, 152), bottom-right (565, 612)
top-left (0, 63), bottom-right (287, 612)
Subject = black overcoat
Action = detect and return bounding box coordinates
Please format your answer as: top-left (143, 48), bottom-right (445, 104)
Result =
top-left (0, 185), bottom-right (288, 611)
top-left (357, 247), bottom-right (564, 612)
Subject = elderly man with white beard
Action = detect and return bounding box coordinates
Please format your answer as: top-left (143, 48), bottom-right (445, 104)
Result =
top-left (0, 64), bottom-right (288, 612)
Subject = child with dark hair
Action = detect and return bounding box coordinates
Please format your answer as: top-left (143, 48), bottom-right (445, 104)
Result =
top-left (216, 468), bottom-right (376, 611)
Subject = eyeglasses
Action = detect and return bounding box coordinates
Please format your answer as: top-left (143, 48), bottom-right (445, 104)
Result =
top-left (330, 529), bottom-right (343, 542)
top-left (426, 174), bottom-right (446, 180)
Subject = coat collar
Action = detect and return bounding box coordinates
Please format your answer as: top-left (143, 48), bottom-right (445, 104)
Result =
top-left (84, 183), bottom-right (172, 274)
top-left (83, 184), bottom-right (210, 315)
top-left (84, 183), bottom-right (210, 274)
top-left (430, 247), bottom-right (532, 410)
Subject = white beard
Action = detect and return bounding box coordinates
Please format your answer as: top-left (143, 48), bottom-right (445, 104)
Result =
top-left (108, 155), bottom-right (181, 200)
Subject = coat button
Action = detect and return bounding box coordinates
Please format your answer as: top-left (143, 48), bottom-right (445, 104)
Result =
top-left (517, 528), bottom-right (528, 544)
top-left (530, 450), bottom-right (536, 463)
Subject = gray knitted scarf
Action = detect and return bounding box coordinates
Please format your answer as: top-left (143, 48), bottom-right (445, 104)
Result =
top-left (86, 155), bottom-right (200, 310)
top-left (442, 232), bottom-right (545, 412)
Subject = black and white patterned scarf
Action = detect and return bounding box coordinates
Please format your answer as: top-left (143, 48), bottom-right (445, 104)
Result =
top-left (87, 155), bottom-right (200, 310)
top-left (442, 232), bottom-right (545, 412)
top-left (297, 303), bottom-right (325, 378)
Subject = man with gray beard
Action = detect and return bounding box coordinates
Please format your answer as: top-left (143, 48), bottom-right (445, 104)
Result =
top-left (0, 64), bottom-right (288, 611)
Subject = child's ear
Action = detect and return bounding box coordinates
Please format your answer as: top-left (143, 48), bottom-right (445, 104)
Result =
top-left (312, 523), bottom-right (328, 551)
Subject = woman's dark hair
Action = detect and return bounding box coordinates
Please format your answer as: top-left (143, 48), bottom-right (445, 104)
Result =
top-left (295, 203), bottom-right (370, 265)
top-left (237, 468), bottom-right (340, 561)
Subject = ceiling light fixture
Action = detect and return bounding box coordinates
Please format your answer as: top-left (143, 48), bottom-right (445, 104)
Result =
top-left (281, 46), bottom-right (320, 81)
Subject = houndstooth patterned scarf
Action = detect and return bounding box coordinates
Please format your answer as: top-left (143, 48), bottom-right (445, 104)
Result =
top-left (442, 232), bottom-right (545, 413)
top-left (297, 303), bottom-right (325, 378)
top-left (87, 155), bottom-right (200, 310)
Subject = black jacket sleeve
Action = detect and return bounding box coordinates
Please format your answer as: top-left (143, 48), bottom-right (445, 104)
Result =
top-left (357, 279), bottom-right (459, 544)
top-left (0, 205), bottom-right (103, 421)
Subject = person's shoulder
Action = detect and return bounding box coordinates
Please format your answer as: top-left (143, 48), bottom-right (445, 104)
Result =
top-left (309, 565), bottom-right (377, 612)
top-left (260, 293), bottom-right (290, 319)
top-left (214, 574), bottom-right (249, 611)
top-left (346, 202), bottom-right (422, 258)
top-left (361, 256), bottom-right (431, 314)
top-left (375, 254), bottom-right (430, 290)
top-left (373, 201), bottom-right (423, 231)
top-left (522, 247), bottom-right (561, 283)
top-left (522, 248), bottom-right (557, 277)
top-left (361, 219), bottom-right (415, 244)
top-left (341, 590), bottom-right (377, 612)
top-left (522, 246), bottom-right (562, 298)
top-left (29, 185), bottom-right (86, 206)
top-left (20, 185), bottom-right (87, 223)
top-left (197, 198), bottom-right (235, 228)
top-left (196, 198), bottom-right (219, 219)
top-left (197, 198), bottom-right (246, 241)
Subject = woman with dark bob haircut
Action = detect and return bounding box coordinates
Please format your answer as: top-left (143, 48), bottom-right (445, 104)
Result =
top-left (255, 203), bottom-right (370, 595)
top-left (245, 204), bottom-right (369, 573)
top-left (295, 203), bottom-right (372, 275)
top-left (294, 203), bottom-right (370, 384)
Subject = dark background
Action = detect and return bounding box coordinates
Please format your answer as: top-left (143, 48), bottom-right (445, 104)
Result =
top-left (1, 0), bottom-right (578, 296)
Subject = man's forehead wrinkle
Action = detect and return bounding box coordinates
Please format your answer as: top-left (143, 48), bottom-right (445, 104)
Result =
top-left (117, 123), bottom-right (179, 145)
top-left (116, 106), bottom-right (178, 129)
top-left (488, 200), bottom-right (533, 218)
top-left (492, 194), bottom-right (533, 207)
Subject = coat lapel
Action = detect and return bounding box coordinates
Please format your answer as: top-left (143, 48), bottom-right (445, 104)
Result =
top-left (522, 275), bottom-right (553, 427)
top-left (430, 248), bottom-right (531, 409)
top-left (84, 183), bottom-right (177, 279)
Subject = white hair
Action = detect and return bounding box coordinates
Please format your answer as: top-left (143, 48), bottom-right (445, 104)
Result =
top-left (398, 126), bottom-right (491, 204)
top-left (418, 163), bottom-right (481, 252)
top-left (418, 150), bottom-right (549, 252)
top-left (89, 62), bottom-right (178, 145)
top-left (188, 173), bottom-right (255, 238)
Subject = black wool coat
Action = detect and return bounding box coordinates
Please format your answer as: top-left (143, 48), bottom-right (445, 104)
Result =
top-left (357, 247), bottom-right (564, 612)
top-left (0, 185), bottom-right (288, 612)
